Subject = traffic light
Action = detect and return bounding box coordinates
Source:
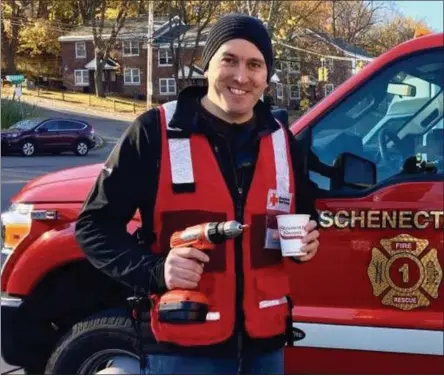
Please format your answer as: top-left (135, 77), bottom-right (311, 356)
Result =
top-left (318, 67), bottom-right (324, 82)
top-left (318, 67), bottom-right (328, 82)
top-left (356, 61), bottom-right (364, 73)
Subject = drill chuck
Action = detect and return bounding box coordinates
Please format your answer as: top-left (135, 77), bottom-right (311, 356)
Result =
top-left (219, 221), bottom-right (247, 238)
top-left (207, 220), bottom-right (247, 243)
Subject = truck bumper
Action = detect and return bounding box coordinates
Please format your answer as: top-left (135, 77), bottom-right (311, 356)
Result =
top-left (1, 294), bottom-right (27, 367)
top-left (1, 293), bottom-right (53, 369)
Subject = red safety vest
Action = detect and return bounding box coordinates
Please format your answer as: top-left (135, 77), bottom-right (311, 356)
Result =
top-left (149, 100), bottom-right (296, 346)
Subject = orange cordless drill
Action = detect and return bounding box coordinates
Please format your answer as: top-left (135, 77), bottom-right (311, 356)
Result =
top-left (158, 220), bottom-right (247, 323)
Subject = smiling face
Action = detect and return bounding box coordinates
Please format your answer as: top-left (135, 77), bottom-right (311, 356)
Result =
top-left (204, 38), bottom-right (268, 124)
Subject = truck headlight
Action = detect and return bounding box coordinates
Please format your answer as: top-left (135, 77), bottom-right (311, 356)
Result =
top-left (1, 203), bottom-right (33, 251)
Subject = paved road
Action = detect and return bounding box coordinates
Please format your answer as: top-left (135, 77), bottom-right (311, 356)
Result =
top-left (1, 106), bottom-right (132, 211)
top-left (1, 105), bottom-right (133, 374)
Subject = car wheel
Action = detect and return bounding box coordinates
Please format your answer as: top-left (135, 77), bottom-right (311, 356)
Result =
top-left (44, 309), bottom-right (144, 374)
top-left (21, 140), bottom-right (36, 157)
top-left (75, 140), bottom-right (89, 156)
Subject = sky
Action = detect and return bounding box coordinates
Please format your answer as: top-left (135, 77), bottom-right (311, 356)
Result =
top-left (394, 0), bottom-right (444, 32)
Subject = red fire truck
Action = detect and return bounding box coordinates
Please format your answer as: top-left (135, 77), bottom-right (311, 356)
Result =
top-left (1, 33), bottom-right (443, 374)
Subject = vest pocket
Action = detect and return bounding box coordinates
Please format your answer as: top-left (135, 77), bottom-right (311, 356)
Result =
top-left (246, 270), bottom-right (290, 338)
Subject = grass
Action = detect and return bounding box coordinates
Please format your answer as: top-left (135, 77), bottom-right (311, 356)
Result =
top-left (1, 98), bottom-right (41, 129)
top-left (1, 85), bottom-right (148, 115)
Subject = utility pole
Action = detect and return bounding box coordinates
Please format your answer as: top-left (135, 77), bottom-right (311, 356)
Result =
top-left (332, 0), bottom-right (336, 38)
top-left (146, 0), bottom-right (154, 109)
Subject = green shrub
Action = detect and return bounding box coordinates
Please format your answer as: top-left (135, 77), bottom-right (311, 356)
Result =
top-left (1, 98), bottom-right (40, 129)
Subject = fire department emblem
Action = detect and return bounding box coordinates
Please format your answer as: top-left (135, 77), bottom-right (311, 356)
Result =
top-left (367, 234), bottom-right (442, 310)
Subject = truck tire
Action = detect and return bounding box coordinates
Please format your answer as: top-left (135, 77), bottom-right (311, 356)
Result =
top-left (44, 309), bottom-right (143, 375)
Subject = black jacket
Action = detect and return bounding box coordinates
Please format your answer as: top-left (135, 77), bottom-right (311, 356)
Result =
top-left (75, 86), bottom-right (319, 356)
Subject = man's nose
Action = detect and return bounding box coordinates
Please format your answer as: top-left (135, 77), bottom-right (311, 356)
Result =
top-left (233, 65), bottom-right (249, 84)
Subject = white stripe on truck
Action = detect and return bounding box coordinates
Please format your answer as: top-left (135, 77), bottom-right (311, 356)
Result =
top-left (291, 323), bottom-right (443, 355)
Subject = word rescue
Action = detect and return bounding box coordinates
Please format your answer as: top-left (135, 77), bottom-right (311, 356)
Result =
top-left (320, 210), bottom-right (443, 230)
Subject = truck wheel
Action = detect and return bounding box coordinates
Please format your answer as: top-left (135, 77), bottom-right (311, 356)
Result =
top-left (44, 309), bottom-right (143, 374)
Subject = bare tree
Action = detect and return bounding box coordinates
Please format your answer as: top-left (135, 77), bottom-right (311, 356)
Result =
top-left (329, 0), bottom-right (391, 44)
top-left (223, 0), bottom-right (284, 39)
top-left (360, 10), bottom-right (432, 56)
top-left (77, 0), bottom-right (130, 97)
top-left (166, 0), bottom-right (220, 90)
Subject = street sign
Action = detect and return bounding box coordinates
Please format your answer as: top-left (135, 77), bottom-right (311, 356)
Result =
top-left (5, 75), bottom-right (25, 84)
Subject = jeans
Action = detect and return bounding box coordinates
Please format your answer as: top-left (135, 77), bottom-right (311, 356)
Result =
top-left (144, 348), bottom-right (284, 375)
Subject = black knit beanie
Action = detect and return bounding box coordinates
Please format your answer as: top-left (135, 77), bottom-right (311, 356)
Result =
top-left (201, 13), bottom-right (273, 83)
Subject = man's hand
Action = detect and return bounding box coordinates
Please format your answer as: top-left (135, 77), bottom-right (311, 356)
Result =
top-left (164, 247), bottom-right (210, 290)
top-left (294, 220), bottom-right (320, 262)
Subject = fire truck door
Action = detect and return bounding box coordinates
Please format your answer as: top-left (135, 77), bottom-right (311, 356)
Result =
top-left (285, 47), bottom-right (444, 375)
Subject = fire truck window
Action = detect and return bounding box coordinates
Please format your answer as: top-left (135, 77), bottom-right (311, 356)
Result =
top-left (309, 48), bottom-right (444, 191)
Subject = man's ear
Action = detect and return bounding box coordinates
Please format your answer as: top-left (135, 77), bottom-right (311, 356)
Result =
top-left (204, 70), bottom-right (208, 78)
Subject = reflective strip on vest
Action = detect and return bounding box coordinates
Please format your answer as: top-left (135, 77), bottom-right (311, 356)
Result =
top-left (272, 128), bottom-right (290, 194)
top-left (162, 100), bottom-right (289, 190)
top-left (169, 139), bottom-right (195, 184)
top-left (206, 312), bottom-right (221, 321)
top-left (163, 101), bottom-right (195, 185)
top-left (259, 296), bottom-right (288, 309)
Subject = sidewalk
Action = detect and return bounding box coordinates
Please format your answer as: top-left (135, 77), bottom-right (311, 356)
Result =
top-left (2, 92), bottom-right (147, 122)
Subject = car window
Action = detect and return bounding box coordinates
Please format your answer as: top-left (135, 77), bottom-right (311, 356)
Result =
top-left (11, 118), bottom-right (43, 130)
top-left (39, 121), bottom-right (59, 131)
top-left (309, 48), bottom-right (444, 191)
top-left (58, 121), bottom-right (85, 131)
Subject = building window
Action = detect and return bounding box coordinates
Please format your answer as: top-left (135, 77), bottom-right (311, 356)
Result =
top-left (124, 68), bottom-right (141, 85)
top-left (74, 69), bottom-right (89, 86)
top-left (159, 78), bottom-right (176, 95)
top-left (123, 40), bottom-right (139, 56)
top-left (324, 83), bottom-right (334, 96)
top-left (276, 83), bottom-right (283, 99)
top-left (289, 84), bottom-right (300, 99)
top-left (158, 48), bottom-right (173, 66)
top-left (75, 42), bottom-right (86, 58)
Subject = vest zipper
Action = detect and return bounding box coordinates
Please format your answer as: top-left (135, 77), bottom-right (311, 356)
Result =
top-left (226, 139), bottom-right (245, 373)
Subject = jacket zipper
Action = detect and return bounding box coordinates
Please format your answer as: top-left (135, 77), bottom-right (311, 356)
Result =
top-left (226, 139), bottom-right (245, 371)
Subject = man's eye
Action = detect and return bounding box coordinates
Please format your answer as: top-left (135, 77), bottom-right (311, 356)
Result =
top-left (222, 57), bottom-right (234, 64)
top-left (250, 62), bottom-right (261, 69)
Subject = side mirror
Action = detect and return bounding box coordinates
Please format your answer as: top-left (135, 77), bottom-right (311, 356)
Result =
top-left (332, 152), bottom-right (377, 190)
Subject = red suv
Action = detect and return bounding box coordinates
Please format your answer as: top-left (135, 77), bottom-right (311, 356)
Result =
top-left (1, 117), bottom-right (96, 156)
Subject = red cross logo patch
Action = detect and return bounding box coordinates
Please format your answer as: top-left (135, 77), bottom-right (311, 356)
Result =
top-left (269, 193), bottom-right (278, 206)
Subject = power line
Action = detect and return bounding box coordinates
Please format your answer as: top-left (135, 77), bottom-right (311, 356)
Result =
top-left (273, 40), bottom-right (372, 62)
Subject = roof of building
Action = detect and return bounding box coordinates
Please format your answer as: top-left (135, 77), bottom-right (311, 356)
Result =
top-left (306, 29), bottom-right (373, 60)
top-left (58, 15), bottom-right (184, 42)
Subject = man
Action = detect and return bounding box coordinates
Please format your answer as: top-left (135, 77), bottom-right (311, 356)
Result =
top-left (75, 13), bottom-right (320, 375)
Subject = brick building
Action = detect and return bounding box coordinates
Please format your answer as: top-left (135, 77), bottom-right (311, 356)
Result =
top-left (58, 16), bottom-right (209, 103)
